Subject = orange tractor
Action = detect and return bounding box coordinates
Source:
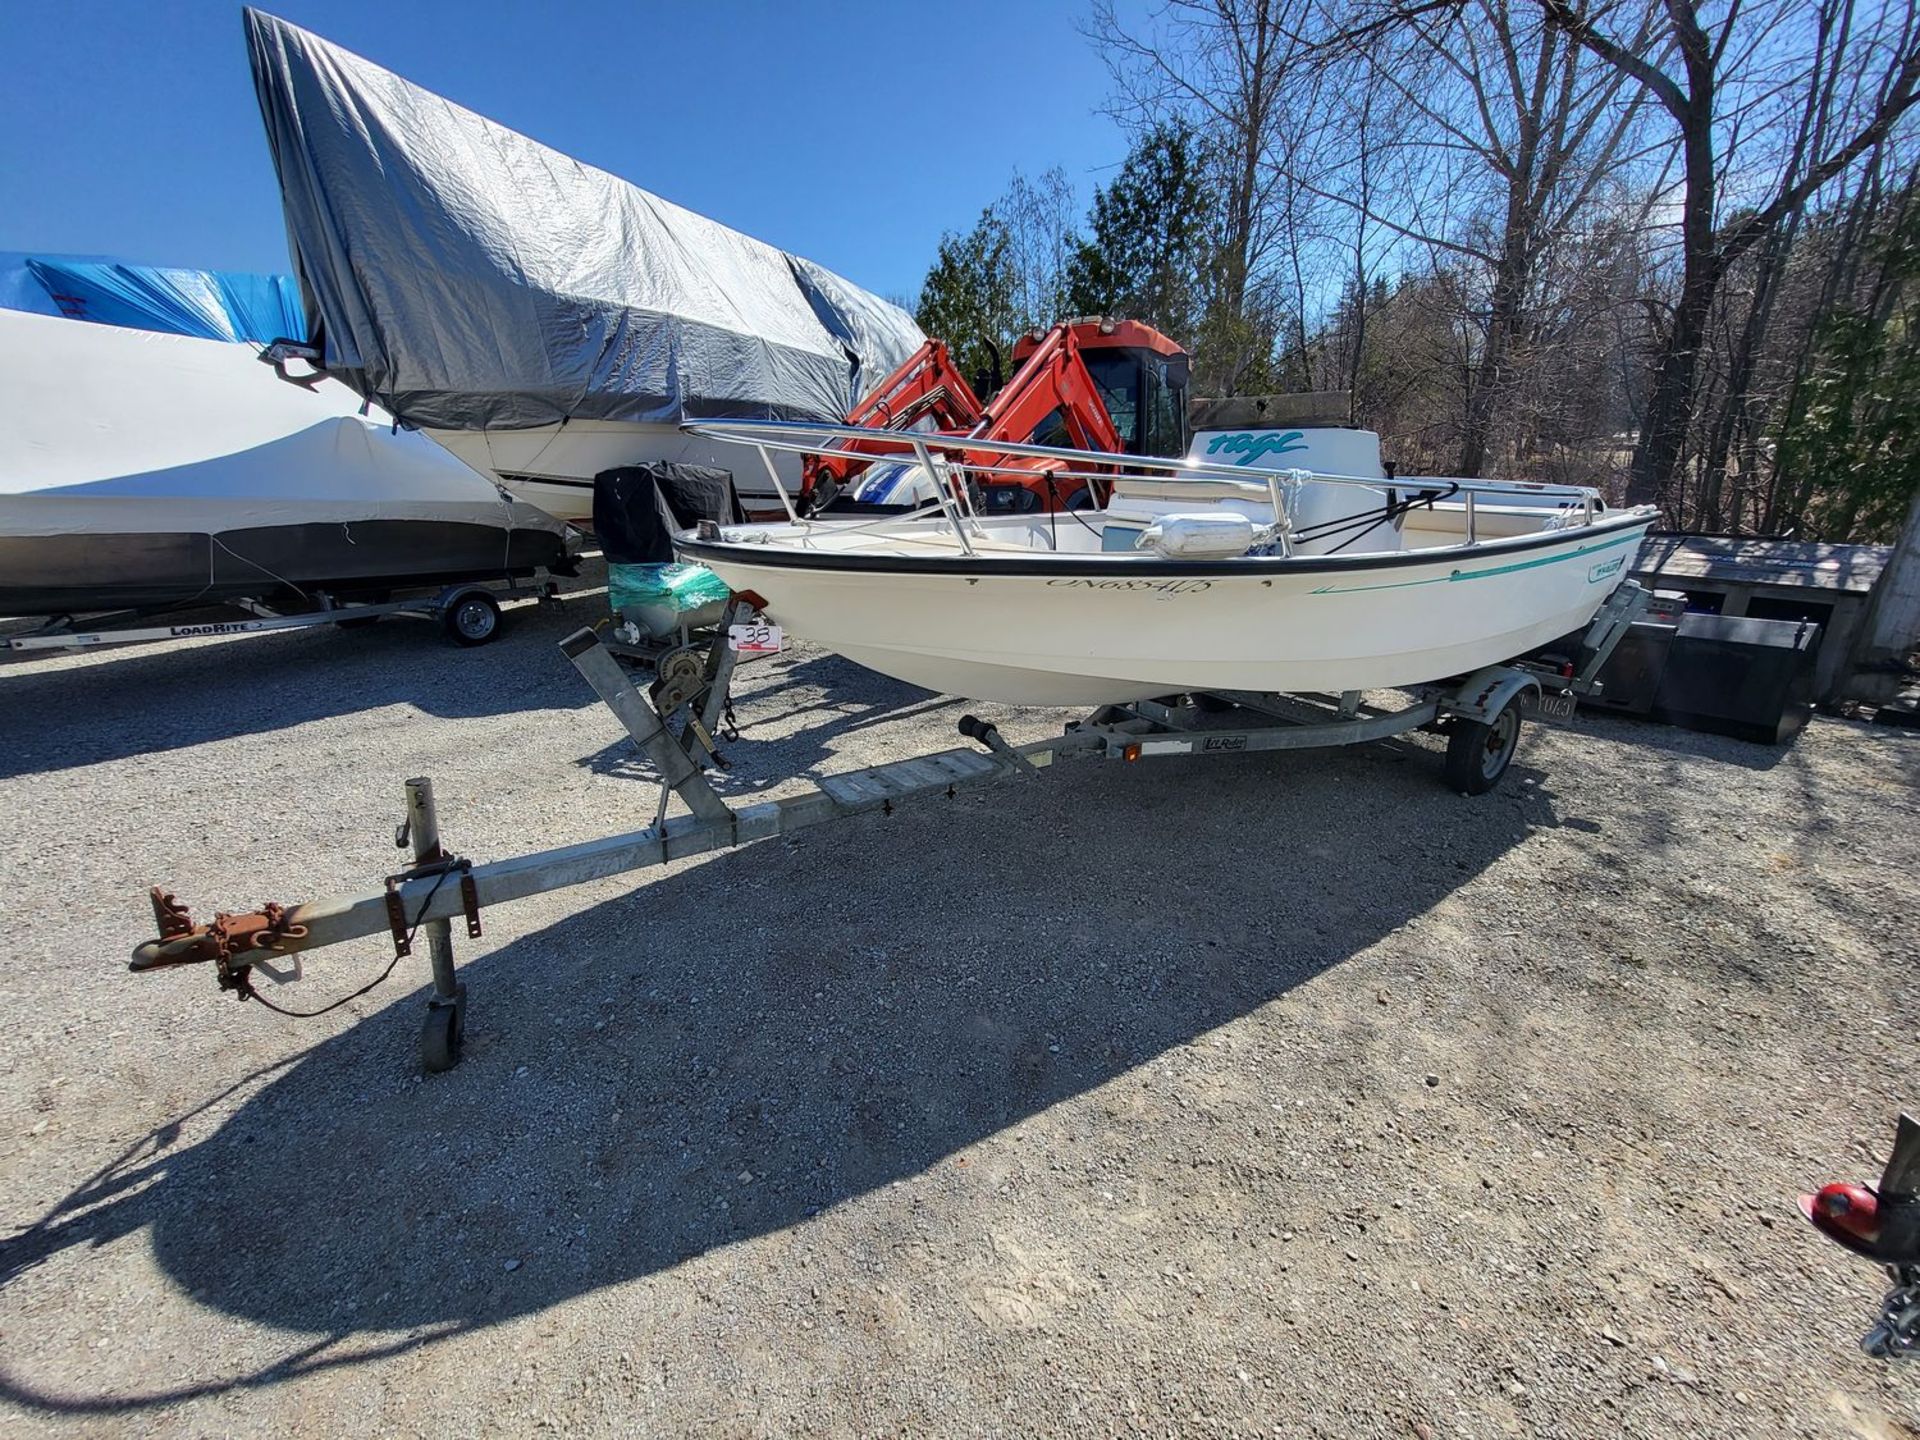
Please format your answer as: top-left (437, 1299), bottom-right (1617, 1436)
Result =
top-left (799, 317), bottom-right (1191, 516)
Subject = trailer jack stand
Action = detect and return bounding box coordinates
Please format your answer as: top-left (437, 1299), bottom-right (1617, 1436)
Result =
top-left (131, 778), bottom-right (480, 1072)
top-left (398, 777), bottom-right (468, 1072)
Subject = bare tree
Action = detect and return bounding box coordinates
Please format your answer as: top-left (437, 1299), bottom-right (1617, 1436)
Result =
top-left (1001, 167), bottom-right (1081, 335)
top-left (1086, 0), bottom-right (1305, 389)
top-left (1539, 0), bottom-right (1920, 507)
top-left (1352, 1), bottom-right (1666, 474)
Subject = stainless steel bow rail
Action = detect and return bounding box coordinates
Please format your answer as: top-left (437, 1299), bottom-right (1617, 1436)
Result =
top-left (129, 584), bottom-right (1650, 1073)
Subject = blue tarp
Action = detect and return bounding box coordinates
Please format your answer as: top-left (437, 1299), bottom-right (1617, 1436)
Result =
top-left (0, 252), bottom-right (306, 345)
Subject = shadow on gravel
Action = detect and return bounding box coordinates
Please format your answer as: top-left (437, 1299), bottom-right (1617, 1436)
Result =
top-left (0, 596), bottom-right (605, 780)
top-left (1573, 710), bottom-right (1801, 772)
top-left (0, 737), bottom-right (1559, 1413)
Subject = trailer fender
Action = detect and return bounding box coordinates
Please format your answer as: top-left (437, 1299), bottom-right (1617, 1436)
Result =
top-left (1446, 666), bottom-right (1540, 724)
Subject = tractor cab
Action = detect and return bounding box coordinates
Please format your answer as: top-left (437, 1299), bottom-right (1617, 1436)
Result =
top-left (1007, 318), bottom-right (1191, 462)
top-left (812, 315), bottom-right (1191, 516)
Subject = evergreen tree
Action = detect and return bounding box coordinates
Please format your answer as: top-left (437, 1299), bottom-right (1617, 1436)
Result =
top-left (1773, 201), bottom-right (1920, 540)
top-left (914, 208), bottom-right (1021, 386)
top-left (1066, 123), bottom-right (1207, 343)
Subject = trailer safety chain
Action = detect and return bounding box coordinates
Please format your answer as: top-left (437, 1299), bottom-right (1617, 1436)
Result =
top-left (137, 846), bottom-right (481, 1018)
top-left (1864, 1266), bottom-right (1920, 1360)
top-left (246, 859), bottom-right (475, 1020)
top-left (144, 886), bottom-right (310, 1000)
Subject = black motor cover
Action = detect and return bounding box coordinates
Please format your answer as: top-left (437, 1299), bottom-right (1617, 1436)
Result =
top-left (592, 464), bottom-right (743, 565)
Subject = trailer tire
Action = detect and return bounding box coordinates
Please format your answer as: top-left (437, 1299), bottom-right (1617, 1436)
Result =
top-left (421, 1002), bottom-right (463, 1072)
top-left (1443, 697), bottom-right (1522, 795)
top-left (445, 592), bottom-right (501, 647)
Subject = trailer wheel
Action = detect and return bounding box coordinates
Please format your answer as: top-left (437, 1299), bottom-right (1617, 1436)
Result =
top-left (445, 592), bottom-right (501, 647)
top-left (1444, 696), bottom-right (1523, 795)
top-left (421, 1002), bottom-right (463, 1072)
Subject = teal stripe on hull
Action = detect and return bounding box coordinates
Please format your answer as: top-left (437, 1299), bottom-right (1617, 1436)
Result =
top-left (1306, 529), bottom-right (1644, 596)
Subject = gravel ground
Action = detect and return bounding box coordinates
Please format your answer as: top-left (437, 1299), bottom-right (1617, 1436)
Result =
top-left (1, 574), bottom-right (1916, 1438)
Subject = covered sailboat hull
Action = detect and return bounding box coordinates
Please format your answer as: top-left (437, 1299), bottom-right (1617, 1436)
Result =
top-left (244, 10), bottom-right (922, 519)
top-left (0, 309), bottom-right (573, 618)
top-left (678, 514), bottom-right (1656, 705)
top-left (429, 421), bottom-right (803, 524)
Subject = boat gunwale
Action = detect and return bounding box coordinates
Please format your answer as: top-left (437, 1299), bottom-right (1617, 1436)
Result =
top-left (675, 508), bottom-right (1657, 580)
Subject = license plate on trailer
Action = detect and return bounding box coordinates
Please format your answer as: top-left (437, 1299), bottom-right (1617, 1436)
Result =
top-left (728, 622), bottom-right (784, 657)
top-left (1530, 691), bottom-right (1577, 723)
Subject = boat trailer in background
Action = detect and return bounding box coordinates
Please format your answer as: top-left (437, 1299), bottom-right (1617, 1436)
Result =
top-left (4, 571), bottom-right (567, 655)
top-left (129, 584), bottom-right (1652, 1074)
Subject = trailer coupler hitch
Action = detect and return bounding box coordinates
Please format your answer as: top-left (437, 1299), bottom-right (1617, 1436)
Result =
top-left (129, 887), bottom-right (309, 1000)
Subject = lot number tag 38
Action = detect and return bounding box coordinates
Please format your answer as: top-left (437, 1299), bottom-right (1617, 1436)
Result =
top-left (729, 621), bottom-right (784, 656)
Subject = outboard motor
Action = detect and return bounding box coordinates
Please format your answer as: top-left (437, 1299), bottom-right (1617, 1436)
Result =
top-left (594, 463), bottom-right (741, 640)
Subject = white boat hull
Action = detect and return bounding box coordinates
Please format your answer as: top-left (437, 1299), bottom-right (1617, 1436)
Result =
top-left (430, 421), bottom-right (802, 525)
top-left (0, 310), bottom-right (573, 616)
top-left (682, 517), bottom-right (1655, 705)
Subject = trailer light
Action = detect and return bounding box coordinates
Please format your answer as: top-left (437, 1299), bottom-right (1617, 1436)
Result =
top-left (1122, 743), bottom-right (1142, 762)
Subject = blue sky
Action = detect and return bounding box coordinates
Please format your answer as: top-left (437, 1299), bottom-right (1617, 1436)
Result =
top-left (0, 0), bottom-right (1140, 303)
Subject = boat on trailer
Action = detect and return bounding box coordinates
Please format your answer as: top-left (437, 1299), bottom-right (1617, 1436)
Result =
top-left (0, 308), bottom-right (576, 625)
top-left (672, 421), bottom-right (1660, 706)
top-left (130, 572), bottom-right (1653, 1072)
top-left (122, 392), bottom-right (1666, 1072)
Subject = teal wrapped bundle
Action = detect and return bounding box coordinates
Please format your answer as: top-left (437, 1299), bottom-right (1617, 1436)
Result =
top-left (608, 561), bottom-right (733, 639)
top-left (608, 561), bottom-right (732, 612)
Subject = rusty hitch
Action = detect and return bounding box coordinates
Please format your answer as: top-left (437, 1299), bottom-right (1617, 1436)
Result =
top-left (130, 887), bottom-right (309, 1000)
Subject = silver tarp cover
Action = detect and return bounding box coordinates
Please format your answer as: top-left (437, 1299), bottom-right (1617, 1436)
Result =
top-left (244, 9), bottom-right (924, 433)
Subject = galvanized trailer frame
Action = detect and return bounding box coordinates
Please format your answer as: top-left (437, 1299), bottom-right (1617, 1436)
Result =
top-left (130, 583), bottom-right (1650, 1072)
top-left (4, 571), bottom-right (566, 655)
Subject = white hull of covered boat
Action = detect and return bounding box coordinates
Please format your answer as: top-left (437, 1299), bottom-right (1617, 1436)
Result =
top-left (680, 515), bottom-right (1656, 705)
top-left (431, 421), bottom-right (802, 526)
top-left (0, 310), bottom-right (574, 616)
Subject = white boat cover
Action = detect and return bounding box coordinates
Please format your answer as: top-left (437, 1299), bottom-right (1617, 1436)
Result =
top-left (0, 308), bottom-right (542, 523)
top-left (244, 9), bottom-right (926, 435)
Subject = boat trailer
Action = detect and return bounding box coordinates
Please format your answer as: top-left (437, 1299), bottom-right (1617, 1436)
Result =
top-left (4, 571), bottom-right (567, 655)
top-left (129, 584), bottom-right (1651, 1073)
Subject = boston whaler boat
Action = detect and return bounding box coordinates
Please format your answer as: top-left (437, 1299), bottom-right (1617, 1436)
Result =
top-left (673, 420), bottom-right (1660, 707)
top-left (128, 417), bottom-right (1659, 1069)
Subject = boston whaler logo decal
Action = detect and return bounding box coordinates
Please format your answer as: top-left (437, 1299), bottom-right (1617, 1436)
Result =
top-left (1587, 556), bottom-right (1625, 584)
top-left (1205, 430), bottom-right (1308, 466)
top-left (1046, 577), bottom-right (1214, 595)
